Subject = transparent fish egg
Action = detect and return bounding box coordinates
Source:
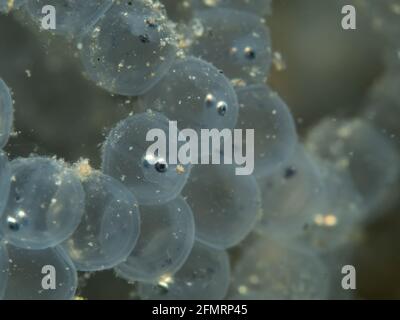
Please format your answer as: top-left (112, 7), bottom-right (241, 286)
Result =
top-left (231, 235), bottom-right (330, 300)
top-left (138, 241), bottom-right (230, 300)
top-left (298, 163), bottom-right (365, 252)
top-left (101, 111), bottom-right (192, 205)
top-left (256, 145), bottom-right (325, 237)
top-left (115, 196), bottom-right (194, 283)
top-left (63, 171), bottom-right (141, 271)
top-left (306, 118), bottom-right (400, 214)
top-left (188, 8), bottom-right (272, 84)
top-left (235, 84), bottom-right (298, 178)
top-left (139, 56), bottom-right (239, 132)
top-left (182, 163), bottom-right (260, 249)
top-left (0, 157), bottom-right (85, 250)
top-left (79, 0), bottom-right (177, 96)
top-left (1, 245), bottom-right (77, 300)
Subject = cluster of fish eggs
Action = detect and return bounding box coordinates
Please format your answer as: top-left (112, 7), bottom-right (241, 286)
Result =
top-left (0, 0), bottom-right (399, 300)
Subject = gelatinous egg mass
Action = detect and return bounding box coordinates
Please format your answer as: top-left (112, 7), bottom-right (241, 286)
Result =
top-left (138, 241), bottom-right (230, 300)
top-left (102, 112), bottom-right (192, 205)
top-left (79, 0), bottom-right (177, 96)
top-left (1, 0), bottom-right (399, 301)
top-left (63, 171), bottom-right (141, 271)
top-left (115, 196), bottom-right (194, 283)
top-left (0, 157), bottom-right (85, 250)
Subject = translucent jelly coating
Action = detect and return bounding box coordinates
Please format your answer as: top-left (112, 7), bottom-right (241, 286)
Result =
top-left (306, 118), bottom-right (400, 214)
top-left (192, 0), bottom-right (272, 16)
top-left (161, 0), bottom-right (193, 22)
top-left (364, 71), bottom-right (400, 149)
top-left (139, 56), bottom-right (239, 132)
top-left (298, 163), bottom-right (365, 252)
top-left (0, 242), bottom-right (7, 299)
top-left (231, 236), bottom-right (330, 300)
top-left (235, 84), bottom-right (298, 178)
top-left (0, 79), bottom-right (13, 149)
top-left (1, 245), bottom-right (77, 300)
top-left (63, 172), bottom-right (141, 271)
top-left (182, 163), bottom-right (260, 249)
top-left (138, 241), bottom-right (230, 300)
top-left (256, 145), bottom-right (325, 237)
top-left (0, 151), bottom-right (11, 220)
top-left (0, 0), bottom-right (27, 13)
top-left (24, 0), bottom-right (113, 38)
top-left (79, 0), bottom-right (177, 96)
top-left (361, 0), bottom-right (400, 45)
top-left (115, 196), bottom-right (194, 283)
top-left (102, 112), bottom-right (192, 205)
top-left (0, 157), bottom-right (85, 250)
top-left (189, 9), bottom-right (272, 84)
